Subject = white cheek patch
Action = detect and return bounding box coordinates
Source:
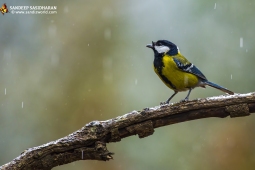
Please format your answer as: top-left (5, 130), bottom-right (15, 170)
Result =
top-left (177, 46), bottom-right (180, 53)
top-left (154, 45), bottom-right (170, 53)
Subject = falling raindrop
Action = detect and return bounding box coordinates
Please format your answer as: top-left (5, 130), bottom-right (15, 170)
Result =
top-left (240, 37), bottom-right (243, 48)
top-left (22, 102), bottom-right (24, 108)
top-left (214, 3), bottom-right (217, 9)
top-left (231, 74), bottom-right (232, 80)
top-left (135, 79), bottom-right (138, 85)
top-left (4, 88), bottom-right (6, 95)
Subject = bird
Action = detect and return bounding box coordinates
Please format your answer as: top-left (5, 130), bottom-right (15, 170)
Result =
top-left (146, 40), bottom-right (234, 104)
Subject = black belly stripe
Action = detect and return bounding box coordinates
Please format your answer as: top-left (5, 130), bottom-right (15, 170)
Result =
top-left (158, 71), bottom-right (176, 89)
top-left (154, 54), bottom-right (176, 90)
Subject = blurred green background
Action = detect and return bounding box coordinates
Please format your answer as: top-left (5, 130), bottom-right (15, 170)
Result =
top-left (0, 0), bottom-right (255, 169)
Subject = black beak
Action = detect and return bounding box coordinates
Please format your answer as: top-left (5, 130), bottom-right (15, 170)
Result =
top-left (146, 41), bottom-right (155, 49)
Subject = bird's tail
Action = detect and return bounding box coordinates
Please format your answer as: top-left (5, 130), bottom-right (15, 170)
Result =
top-left (203, 81), bottom-right (234, 95)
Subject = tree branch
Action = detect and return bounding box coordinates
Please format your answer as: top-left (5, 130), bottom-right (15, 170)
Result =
top-left (1, 92), bottom-right (255, 170)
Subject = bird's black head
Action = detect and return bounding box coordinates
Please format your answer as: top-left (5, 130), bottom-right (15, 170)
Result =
top-left (146, 40), bottom-right (179, 56)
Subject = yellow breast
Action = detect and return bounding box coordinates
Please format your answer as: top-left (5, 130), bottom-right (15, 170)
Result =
top-left (154, 55), bottom-right (199, 91)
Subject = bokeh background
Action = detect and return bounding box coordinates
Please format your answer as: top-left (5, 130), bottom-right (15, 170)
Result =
top-left (0, 0), bottom-right (255, 169)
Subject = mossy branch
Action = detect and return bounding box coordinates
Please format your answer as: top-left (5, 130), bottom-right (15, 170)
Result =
top-left (1, 92), bottom-right (255, 170)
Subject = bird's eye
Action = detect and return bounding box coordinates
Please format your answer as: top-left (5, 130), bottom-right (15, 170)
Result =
top-left (157, 42), bottom-right (162, 46)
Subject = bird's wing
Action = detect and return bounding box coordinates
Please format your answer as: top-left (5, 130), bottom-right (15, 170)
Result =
top-left (173, 56), bottom-right (207, 80)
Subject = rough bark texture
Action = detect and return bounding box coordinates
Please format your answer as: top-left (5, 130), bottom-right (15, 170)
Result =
top-left (1, 92), bottom-right (255, 170)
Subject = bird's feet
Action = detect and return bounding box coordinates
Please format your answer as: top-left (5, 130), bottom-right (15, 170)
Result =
top-left (160, 101), bottom-right (169, 105)
top-left (180, 98), bottom-right (189, 102)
